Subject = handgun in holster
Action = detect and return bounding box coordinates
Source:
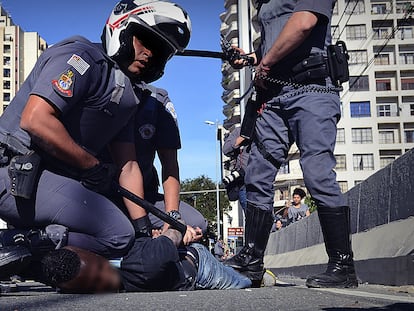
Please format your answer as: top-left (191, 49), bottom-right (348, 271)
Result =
top-left (8, 151), bottom-right (42, 199)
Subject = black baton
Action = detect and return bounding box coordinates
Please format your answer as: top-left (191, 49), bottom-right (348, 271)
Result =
top-left (113, 183), bottom-right (187, 235)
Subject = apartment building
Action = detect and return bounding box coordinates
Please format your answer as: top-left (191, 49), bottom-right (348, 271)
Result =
top-left (1, 6), bottom-right (47, 114)
top-left (0, 6), bottom-right (47, 228)
top-left (219, 0), bottom-right (414, 241)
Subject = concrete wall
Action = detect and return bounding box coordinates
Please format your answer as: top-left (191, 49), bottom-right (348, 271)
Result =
top-left (264, 149), bottom-right (414, 286)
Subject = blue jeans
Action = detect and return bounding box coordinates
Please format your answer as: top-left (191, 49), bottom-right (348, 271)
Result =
top-left (190, 243), bottom-right (252, 289)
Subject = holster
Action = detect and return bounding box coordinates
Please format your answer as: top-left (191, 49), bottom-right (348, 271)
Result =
top-left (327, 40), bottom-right (350, 87)
top-left (8, 151), bottom-right (42, 199)
top-left (240, 91), bottom-right (262, 140)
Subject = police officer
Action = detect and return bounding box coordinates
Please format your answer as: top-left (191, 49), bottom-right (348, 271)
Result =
top-left (132, 83), bottom-right (207, 240)
top-left (0, 0), bottom-right (192, 276)
top-left (224, 0), bottom-right (358, 289)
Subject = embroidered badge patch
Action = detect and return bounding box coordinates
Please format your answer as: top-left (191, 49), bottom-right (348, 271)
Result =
top-left (52, 69), bottom-right (75, 97)
top-left (165, 101), bottom-right (178, 120)
top-left (139, 124), bottom-right (156, 140)
top-left (67, 54), bottom-right (90, 75)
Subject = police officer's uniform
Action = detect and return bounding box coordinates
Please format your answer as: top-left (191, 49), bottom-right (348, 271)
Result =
top-left (246, 0), bottom-right (345, 210)
top-left (133, 85), bottom-right (207, 232)
top-left (0, 36), bottom-right (139, 258)
top-left (226, 0), bottom-right (358, 289)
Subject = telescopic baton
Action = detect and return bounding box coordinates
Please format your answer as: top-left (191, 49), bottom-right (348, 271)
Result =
top-left (113, 183), bottom-right (187, 235)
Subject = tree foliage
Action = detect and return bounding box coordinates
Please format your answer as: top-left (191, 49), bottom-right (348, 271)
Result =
top-left (180, 175), bottom-right (230, 236)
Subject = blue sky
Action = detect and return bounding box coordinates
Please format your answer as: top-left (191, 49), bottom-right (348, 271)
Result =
top-left (1, 0), bottom-right (225, 182)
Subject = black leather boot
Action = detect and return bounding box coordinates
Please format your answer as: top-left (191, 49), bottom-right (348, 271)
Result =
top-left (224, 202), bottom-right (274, 287)
top-left (0, 224), bottom-right (68, 280)
top-left (306, 206), bottom-right (358, 288)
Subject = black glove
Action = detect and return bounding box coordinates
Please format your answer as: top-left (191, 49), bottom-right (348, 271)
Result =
top-left (131, 215), bottom-right (152, 238)
top-left (80, 162), bottom-right (119, 195)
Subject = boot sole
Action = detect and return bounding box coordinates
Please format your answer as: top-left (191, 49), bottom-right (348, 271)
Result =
top-left (306, 278), bottom-right (358, 289)
top-left (0, 246), bottom-right (32, 280)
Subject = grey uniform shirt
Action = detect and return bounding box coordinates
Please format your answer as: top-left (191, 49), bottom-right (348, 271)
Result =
top-left (257, 0), bottom-right (335, 73)
top-left (134, 84), bottom-right (181, 202)
top-left (0, 36), bottom-right (139, 160)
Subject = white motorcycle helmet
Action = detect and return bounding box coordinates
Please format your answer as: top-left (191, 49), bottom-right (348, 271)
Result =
top-left (102, 0), bottom-right (191, 82)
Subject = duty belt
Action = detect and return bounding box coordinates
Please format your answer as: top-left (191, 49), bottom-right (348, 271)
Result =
top-left (0, 132), bottom-right (30, 156)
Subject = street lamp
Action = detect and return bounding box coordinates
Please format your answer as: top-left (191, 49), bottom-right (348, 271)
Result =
top-left (205, 120), bottom-right (221, 238)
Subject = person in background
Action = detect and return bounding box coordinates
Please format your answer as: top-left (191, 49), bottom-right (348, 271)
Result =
top-left (287, 188), bottom-right (310, 224)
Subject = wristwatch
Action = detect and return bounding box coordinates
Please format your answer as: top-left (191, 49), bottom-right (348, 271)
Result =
top-left (167, 210), bottom-right (181, 221)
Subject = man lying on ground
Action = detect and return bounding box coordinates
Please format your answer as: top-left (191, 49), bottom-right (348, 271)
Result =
top-left (40, 224), bottom-right (251, 293)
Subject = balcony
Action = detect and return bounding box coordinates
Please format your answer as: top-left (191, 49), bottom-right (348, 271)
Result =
top-left (222, 88), bottom-right (240, 105)
top-left (222, 21), bottom-right (238, 42)
top-left (221, 71), bottom-right (240, 90)
top-left (220, 4), bottom-right (237, 24)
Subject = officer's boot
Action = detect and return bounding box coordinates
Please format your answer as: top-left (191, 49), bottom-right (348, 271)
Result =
top-left (0, 224), bottom-right (68, 280)
top-left (224, 202), bottom-right (274, 287)
top-left (306, 206), bottom-right (358, 288)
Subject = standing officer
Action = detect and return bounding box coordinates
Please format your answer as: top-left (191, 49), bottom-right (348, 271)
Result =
top-left (0, 0), bottom-right (193, 276)
top-left (132, 83), bottom-right (207, 241)
top-left (224, 0), bottom-right (358, 289)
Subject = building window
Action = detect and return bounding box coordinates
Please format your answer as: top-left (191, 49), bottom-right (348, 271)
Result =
top-left (380, 157), bottom-right (395, 168)
top-left (379, 150), bottom-right (401, 168)
top-left (400, 27), bottom-right (414, 40)
top-left (405, 130), bottom-right (414, 143)
top-left (373, 27), bottom-right (393, 39)
top-left (376, 79), bottom-right (391, 91)
top-left (3, 68), bottom-right (11, 78)
top-left (399, 52), bottom-right (414, 65)
top-left (331, 26), bottom-right (340, 41)
top-left (335, 154), bottom-right (347, 171)
top-left (346, 25), bottom-right (367, 40)
top-left (371, 2), bottom-right (392, 14)
top-left (349, 76), bottom-right (369, 91)
top-left (346, 0), bottom-right (365, 14)
top-left (3, 56), bottom-right (11, 66)
top-left (336, 128), bottom-right (345, 144)
top-left (3, 93), bottom-right (10, 102)
top-left (377, 103), bottom-right (399, 117)
top-left (396, 1), bottom-right (412, 13)
top-left (401, 77), bottom-right (414, 90)
top-left (338, 181), bottom-right (348, 193)
top-left (352, 128), bottom-right (373, 143)
top-left (411, 104), bottom-right (414, 115)
top-left (279, 162), bottom-right (290, 175)
top-left (3, 45), bottom-right (11, 54)
top-left (379, 130), bottom-right (395, 144)
top-left (353, 154), bottom-right (374, 171)
top-left (374, 53), bottom-right (390, 65)
top-left (3, 81), bottom-right (10, 90)
top-left (350, 101), bottom-right (371, 117)
top-left (348, 50), bottom-right (368, 65)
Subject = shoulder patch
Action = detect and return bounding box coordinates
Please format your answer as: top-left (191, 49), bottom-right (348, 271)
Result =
top-left (52, 69), bottom-right (75, 97)
top-left (139, 124), bottom-right (156, 140)
top-left (67, 54), bottom-right (90, 75)
top-left (165, 101), bottom-right (177, 120)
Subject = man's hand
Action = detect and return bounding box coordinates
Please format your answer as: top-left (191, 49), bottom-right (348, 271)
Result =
top-left (80, 162), bottom-right (119, 194)
top-left (182, 225), bottom-right (203, 245)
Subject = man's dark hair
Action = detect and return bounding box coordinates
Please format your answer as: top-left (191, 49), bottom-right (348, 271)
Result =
top-left (293, 188), bottom-right (306, 199)
top-left (41, 248), bottom-right (81, 287)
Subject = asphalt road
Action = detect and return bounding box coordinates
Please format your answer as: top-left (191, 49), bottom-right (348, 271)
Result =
top-left (1, 277), bottom-right (414, 311)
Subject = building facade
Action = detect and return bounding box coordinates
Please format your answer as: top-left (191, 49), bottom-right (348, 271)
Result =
top-left (1, 6), bottom-right (47, 114)
top-left (219, 0), bottom-right (414, 243)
